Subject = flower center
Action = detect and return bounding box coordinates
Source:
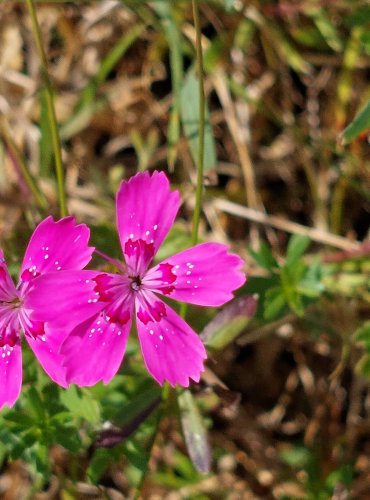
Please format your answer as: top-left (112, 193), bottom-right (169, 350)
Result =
top-left (130, 275), bottom-right (142, 291)
top-left (0, 294), bottom-right (22, 312)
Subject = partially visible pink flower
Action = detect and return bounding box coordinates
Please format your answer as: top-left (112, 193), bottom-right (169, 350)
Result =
top-left (30, 172), bottom-right (246, 388)
top-left (0, 216), bottom-right (94, 409)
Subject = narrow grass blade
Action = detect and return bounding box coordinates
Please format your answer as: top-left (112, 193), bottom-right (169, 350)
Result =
top-left (336, 26), bottom-right (364, 128)
top-left (180, 68), bottom-right (217, 175)
top-left (178, 390), bottom-right (211, 474)
top-left (341, 97), bottom-right (370, 144)
top-left (154, 0), bottom-right (184, 169)
top-left (305, 6), bottom-right (343, 52)
top-left (26, 0), bottom-right (67, 216)
top-left (246, 6), bottom-right (311, 74)
top-left (286, 234), bottom-right (311, 267)
top-left (61, 24), bottom-right (144, 140)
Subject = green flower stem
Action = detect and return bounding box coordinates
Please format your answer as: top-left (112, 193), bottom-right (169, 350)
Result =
top-left (138, 1), bottom-right (207, 493)
top-left (26, 0), bottom-right (67, 217)
top-left (191, 0), bottom-right (205, 247)
top-left (180, 0), bottom-right (205, 318)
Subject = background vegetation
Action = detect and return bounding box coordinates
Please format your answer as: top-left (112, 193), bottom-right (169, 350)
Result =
top-left (0, 0), bottom-right (369, 498)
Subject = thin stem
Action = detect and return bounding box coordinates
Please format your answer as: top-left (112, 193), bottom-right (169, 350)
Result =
top-left (191, 0), bottom-right (205, 246)
top-left (330, 176), bottom-right (347, 235)
top-left (329, 338), bottom-right (351, 382)
top-left (138, 1), bottom-right (207, 493)
top-left (0, 121), bottom-right (48, 212)
top-left (26, 0), bottom-right (67, 217)
top-left (180, 0), bottom-right (206, 319)
top-left (94, 249), bottom-right (126, 273)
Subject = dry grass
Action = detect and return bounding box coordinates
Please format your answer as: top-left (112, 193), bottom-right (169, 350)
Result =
top-left (0, 1), bottom-right (369, 498)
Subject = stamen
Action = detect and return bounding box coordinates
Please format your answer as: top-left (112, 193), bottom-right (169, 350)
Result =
top-left (130, 275), bottom-right (142, 291)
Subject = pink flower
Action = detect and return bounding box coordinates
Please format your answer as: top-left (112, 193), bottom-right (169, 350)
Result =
top-left (30, 172), bottom-right (246, 388)
top-left (0, 216), bottom-right (94, 409)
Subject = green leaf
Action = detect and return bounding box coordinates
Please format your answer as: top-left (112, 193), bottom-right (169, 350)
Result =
top-left (291, 26), bottom-right (326, 48)
top-left (281, 267), bottom-right (305, 316)
top-left (354, 320), bottom-right (370, 345)
top-left (298, 261), bottom-right (324, 298)
top-left (288, 260), bottom-right (307, 283)
top-left (286, 234), bottom-right (311, 267)
top-left (60, 385), bottom-right (100, 424)
top-left (87, 448), bottom-right (113, 484)
top-left (109, 384), bottom-right (161, 428)
top-left (297, 281), bottom-right (325, 298)
top-left (10, 429), bottom-right (39, 460)
top-left (124, 439), bottom-right (152, 477)
top-left (0, 426), bottom-right (23, 452)
top-left (27, 387), bottom-right (46, 422)
top-left (356, 353), bottom-right (370, 377)
top-left (264, 287), bottom-right (286, 320)
top-left (122, 409), bottom-right (160, 488)
top-left (49, 411), bottom-right (73, 424)
top-left (3, 412), bottom-right (36, 427)
top-left (305, 7), bottom-right (343, 52)
top-left (341, 98), bottom-right (370, 144)
top-left (178, 390), bottom-right (211, 474)
top-left (249, 241), bottom-right (278, 271)
top-left (201, 295), bottom-right (258, 350)
top-left (180, 68), bottom-right (217, 174)
top-left (27, 443), bottom-right (51, 489)
top-left (53, 425), bottom-right (82, 453)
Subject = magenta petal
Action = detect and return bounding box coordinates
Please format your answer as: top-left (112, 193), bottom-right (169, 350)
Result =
top-left (0, 250), bottom-right (18, 300)
top-left (0, 339), bottom-right (22, 409)
top-left (144, 243), bottom-right (246, 306)
top-left (0, 252), bottom-right (22, 408)
top-left (21, 216), bottom-right (94, 279)
top-left (136, 297), bottom-right (207, 387)
top-left (25, 327), bottom-right (68, 387)
top-left (116, 171), bottom-right (180, 269)
top-left (25, 270), bottom-right (105, 329)
top-left (61, 313), bottom-right (131, 386)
